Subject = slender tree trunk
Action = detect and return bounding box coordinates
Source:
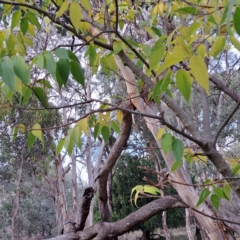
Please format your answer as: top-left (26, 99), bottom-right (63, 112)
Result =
top-left (11, 145), bottom-right (25, 240)
top-left (185, 209), bottom-right (194, 240)
top-left (56, 156), bottom-right (69, 229)
top-left (71, 151), bottom-right (79, 224)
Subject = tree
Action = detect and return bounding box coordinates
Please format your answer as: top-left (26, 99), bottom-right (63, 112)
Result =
top-left (0, 0), bottom-right (240, 239)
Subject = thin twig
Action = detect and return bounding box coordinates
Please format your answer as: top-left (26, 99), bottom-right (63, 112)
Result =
top-left (214, 100), bottom-right (240, 145)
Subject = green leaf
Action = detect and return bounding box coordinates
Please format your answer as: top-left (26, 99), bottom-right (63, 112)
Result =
top-left (176, 69), bottom-right (193, 102)
top-left (162, 133), bottom-right (173, 154)
top-left (26, 12), bottom-right (41, 28)
top-left (44, 51), bottom-right (56, 78)
top-left (223, 183), bottom-right (231, 200)
top-left (56, 59), bottom-right (70, 87)
top-left (37, 79), bottom-right (53, 88)
top-left (88, 45), bottom-right (96, 66)
top-left (28, 131), bottom-right (36, 149)
top-left (32, 123), bottom-right (43, 143)
top-left (113, 41), bottom-right (125, 54)
top-left (93, 123), bottom-right (101, 139)
top-left (71, 61), bottom-right (85, 86)
top-left (36, 54), bottom-right (44, 69)
top-left (172, 139), bottom-right (184, 162)
top-left (196, 188), bottom-right (211, 207)
top-left (143, 44), bottom-right (152, 57)
top-left (11, 10), bottom-right (21, 30)
top-left (111, 121), bottom-right (120, 134)
top-left (0, 59), bottom-right (15, 91)
top-left (12, 127), bottom-right (18, 142)
top-left (210, 194), bottom-right (220, 211)
top-left (101, 125), bottom-right (110, 143)
top-left (151, 26), bottom-right (162, 37)
top-left (143, 185), bottom-right (160, 195)
top-left (11, 56), bottom-right (30, 84)
top-left (171, 161), bottom-right (182, 172)
top-left (189, 56), bottom-right (209, 94)
top-left (56, 1), bottom-right (69, 19)
top-left (68, 51), bottom-right (79, 62)
top-left (176, 7), bottom-right (197, 14)
top-left (149, 44), bottom-right (164, 70)
top-left (33, 87), bottom-right (48, 108)
top-left (56, 138), bottom-right (65, 155)
top-left (0, 31), bottom-right (5, 45)
top-left (233, 164), bottom-right (240, 176)
top-left (70, 126), bottom-right (82, 149)
top-left (69, 2), bottom-right (82, 30)
top-left (7, 34), bottom-right (15, 51)
top-left (233, 7), bottom-right (240, 35)
top-left (54, 48), bottom-right (69, 59)
top-left (20, 17), bottom-right (28, 35)
top-left (126, 38), bottom-right (139, 47)
top-left (64, 135), bottom-right (74, 155)
top-left (23, 87), bottom-right (32, 105)
top-left (227, 0), bottom-right (237, 33)
top-left (209, 36), bottom-right (225, 58)
top-left (213, 187), bottom-right (228, 200)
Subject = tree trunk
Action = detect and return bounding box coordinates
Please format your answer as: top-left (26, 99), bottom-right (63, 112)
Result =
top-left (71, 152), bottom-right (79, 224)
top-left (185, 209), bottom-right (194, 240)
top-left (115, 56), bottom-right (233, 239)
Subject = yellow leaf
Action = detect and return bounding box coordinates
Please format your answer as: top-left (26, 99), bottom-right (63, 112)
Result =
top-left (197, 44), bottom-right (206, 58)
top-left (79, 22), bottom-right (90, 34)
top-left (32, 123), bottom-right (43, 142)
top-left (157, 2), bottom-right (165, 16)
top-left (28, 24), bottom-right (35, 36)
top-left (17, 124), bottom-right (25, 133)
top-left (81, 0), bottom-right (91, 11)
top-left (15, 77), bottom-right (23, 94)
top-left (43, 17), bottom-right (51, 24)
top-left (70, 2), bottom-right (82, 30)
top-left (117, 110), bottom-right (123, 124)
top-left (193, 155), bottom-right (207, 165)
top-left (175, 36), bottom-right (190, 56)
top-left (180, 26), bottom-right (189, 38)
top-left (156, 128), bottom-right (165, 140)
top-left (209, 36), bottom-right (225, 58)
top-left (85, 36), bottom-right (94, 46)
top-left (229, 36), bottom-right (240, 51)
top-left (189, 56), bottom-right (209, 94)
top-left (56, 1), bottom-right (69, 19)
top-left (77, 118), bottom-right (89, 135)
top-left (159, 47), bottom-right (186, 74)
top-left (143, 185), bottom-right (160, 195)
top-left (130, 185), bottom-right (144, 207)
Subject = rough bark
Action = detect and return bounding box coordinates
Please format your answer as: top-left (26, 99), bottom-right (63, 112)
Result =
top-left (46, 196), bottom-right (186, 240)
top-left (97, 104), bottom-right (132, 222)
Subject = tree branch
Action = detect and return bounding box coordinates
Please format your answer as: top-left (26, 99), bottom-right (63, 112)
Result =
top-left (214, 100), bottom-right (240, 145)
top-left (96, 103), bottom-right (132, 221)
top-left (46, 196), bottom-right (186, 240)
top-left (210, 75), bottom-right (240, 103)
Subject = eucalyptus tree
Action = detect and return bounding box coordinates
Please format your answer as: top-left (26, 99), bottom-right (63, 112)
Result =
top-left (0, 0), bottom-right (240, 239)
